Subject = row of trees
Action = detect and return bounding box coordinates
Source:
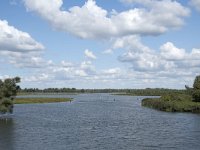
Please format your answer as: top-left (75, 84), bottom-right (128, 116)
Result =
top-left (0, 77), bottom-right (20, 114)
top-left (20, 88), bottom-right (128, 93)
top-left (19, 87), bottom-right (187, 96)
top-left (22, 88), bottom-right (78, 93)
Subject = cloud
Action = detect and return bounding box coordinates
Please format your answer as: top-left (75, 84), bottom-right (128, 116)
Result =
top-left (0, 50), bottom-right (53, 68)
top-left (160, 42), bottom-right (186, 60)
top-left (84, 49), bottom-right (97, 60)
top-left (190, 0), bottom-right (200, 12)
top-left (21, 57), bottom-right (196, 89)
top-left (17, 48), bottom-right (198, 89)
top-left (50, 60), bottom-right (96, 81)
top-left (23, 0), bottom-right (189, 39)
top-left (24, 73), bottom-right (51, 82)
top-left (0, 75), bottom-right (11, 80)
top-left (102, 49), bottom-right (113, 54)
top-left (0, 20), bottom-right (44, 52)
top-left (116, 35), bottom-right (200, 73)
top-left (114, 35), bottom-right (162, 71)
top-left (80, 61), bottom-right (96, 74)
top-left (0, 19), bottom-right (52, 68)
top-left (61, 60), bottom-right (74, 68)
top-left (112, 35), bottom-right (151, 52)
top-left (102, 68), bottom-right (121, 75)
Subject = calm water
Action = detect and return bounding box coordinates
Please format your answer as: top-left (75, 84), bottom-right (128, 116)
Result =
top-left (1, 94), bottom-right (200, 150)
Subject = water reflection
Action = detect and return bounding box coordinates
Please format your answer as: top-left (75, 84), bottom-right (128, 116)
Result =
top-left (0, 117), bottom-right (15, 150)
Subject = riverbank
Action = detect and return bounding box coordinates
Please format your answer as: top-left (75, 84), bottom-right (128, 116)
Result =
top-left (14, 98), bottom-right (72, 104)
top-left (142, 94), bottom-right (200, 113)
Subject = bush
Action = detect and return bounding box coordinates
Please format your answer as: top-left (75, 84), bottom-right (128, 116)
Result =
top-left (192, 76), bottom-right (200, 102)
top-left (0, 105), bottom-right (8, 114)
top-left (193, 75), bottom-right (200, 89)
top-left (192, 90), bottom-right (200, 102)
top-left (0, 77), bottom-right (20, 114)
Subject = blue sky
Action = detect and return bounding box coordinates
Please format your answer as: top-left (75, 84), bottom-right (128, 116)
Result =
top-left (0, 0), bottom-right (200, 89)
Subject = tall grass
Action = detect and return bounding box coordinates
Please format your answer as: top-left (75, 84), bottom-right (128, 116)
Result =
top-left (14, 98), bottom-right (72, 104)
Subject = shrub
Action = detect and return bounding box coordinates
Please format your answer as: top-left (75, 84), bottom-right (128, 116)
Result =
top-left (192, 90), bottom-right (200, 102)
top-left (192, 76), bottom-right (200, 102)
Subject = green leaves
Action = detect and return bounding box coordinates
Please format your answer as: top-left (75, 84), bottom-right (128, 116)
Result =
top-left (0, 77), bottom-right (20, 114)
top-left (192, 76), bottom-right (200, 102)
top-left (193, 75), bottom-right (200, 90)
top-left (192, 90), bottom-right (200, 102)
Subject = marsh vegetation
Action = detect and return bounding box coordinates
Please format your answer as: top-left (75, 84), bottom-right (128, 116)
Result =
top-left (142, 75), bottom-right (200, 113)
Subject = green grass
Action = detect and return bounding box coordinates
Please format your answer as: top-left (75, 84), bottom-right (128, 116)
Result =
top-left (142, 94), bottom-right (200, 113)
top-left (14, 98), bottom-right (72, 104)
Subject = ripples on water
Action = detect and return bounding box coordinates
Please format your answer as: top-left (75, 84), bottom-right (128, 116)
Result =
top-left (1, 94), bottom-right (200, 150)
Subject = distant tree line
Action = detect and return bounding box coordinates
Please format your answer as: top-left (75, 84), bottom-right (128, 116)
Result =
top-left (0, 77), bottom-right (20, 114)
top-left (20, 88), bottom-right (127, 93)
top-left (19, 87), bottom-right (187, 96)
top-left (125, 88), bottom-right (187, 96)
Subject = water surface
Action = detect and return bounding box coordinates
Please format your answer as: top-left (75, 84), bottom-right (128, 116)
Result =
top-left (1, 94), bottom-right (200, 150)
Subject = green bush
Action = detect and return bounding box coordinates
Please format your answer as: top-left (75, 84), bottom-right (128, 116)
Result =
top-left (193, 75), bottom-right (200, 89)
top-left (0, 105), bottom-right (8, 114)
top-left (192, 90), bottom-right (200, 102)
top-left (0, 77), bottom-right (20, 114)
top-left (192, 76), bottom-right (200, 102)
top-left (141, 94), bottom-right (200, 113)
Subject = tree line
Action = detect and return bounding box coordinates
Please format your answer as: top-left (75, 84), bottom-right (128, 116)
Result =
top-left (19, 87), bottom-right (187, 96)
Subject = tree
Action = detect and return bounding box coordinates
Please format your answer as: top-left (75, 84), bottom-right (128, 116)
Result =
top-left (193, 75), bottom-right (200, 90)
top-left (192, 75), bottom-right (200, 102)
top-left (0, 77), bottom-right (20, 114)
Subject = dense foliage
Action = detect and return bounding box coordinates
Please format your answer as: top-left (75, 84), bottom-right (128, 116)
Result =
top-left (0, 77), bottom-right (20, 114)
top-left (142, 94), bottom-right (200, 113)
top-left (142, 75), bottom-right (200, 113)
top-left (192, 75), bottom-right (200, 102)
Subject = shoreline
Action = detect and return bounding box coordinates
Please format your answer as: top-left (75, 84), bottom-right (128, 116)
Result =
top-left (141, 96), bottom-right (200, 113)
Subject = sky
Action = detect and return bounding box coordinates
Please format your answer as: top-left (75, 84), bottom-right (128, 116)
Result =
top-left (0, 0), bottom-right (200, 89)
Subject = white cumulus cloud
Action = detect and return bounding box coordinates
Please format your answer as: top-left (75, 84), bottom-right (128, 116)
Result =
top-left (117, 35), bottom-right (200, 74)
top-left (23, 0), bottom-right (189, 39)
top-left (160, 42), bottom-right (186, 60)
top-left (0, 20), bottom-right (44, 52)
top-left (0, 19), bottom-right (48, 68)
top-left (84, 49), bottom-right (97, 60)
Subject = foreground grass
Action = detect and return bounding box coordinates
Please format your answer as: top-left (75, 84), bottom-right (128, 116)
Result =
top-left (14, 98), bottom-right (72, 104)
top-left (142, 94), bottom-right (200, 113)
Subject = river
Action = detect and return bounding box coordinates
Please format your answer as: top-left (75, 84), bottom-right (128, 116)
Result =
top-left (1, 93), bottom-right (200, 150)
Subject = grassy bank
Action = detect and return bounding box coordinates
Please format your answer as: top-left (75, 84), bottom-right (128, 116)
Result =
top-left (142, 94), bottom-right (200, 113)
top-left (14, 98), bottom-right (72, 104)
